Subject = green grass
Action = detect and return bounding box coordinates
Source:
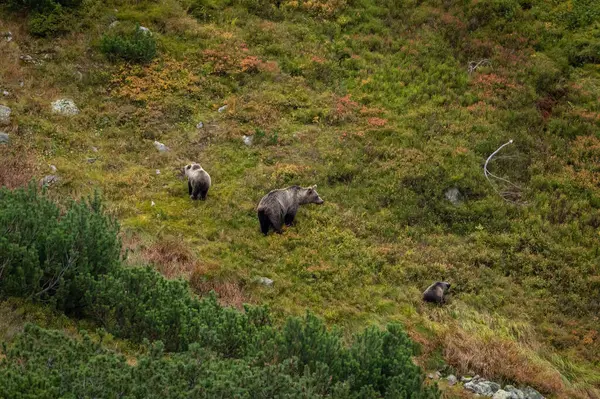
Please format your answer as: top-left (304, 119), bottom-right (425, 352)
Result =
top-left (1, 0), bottom-right (600, 396)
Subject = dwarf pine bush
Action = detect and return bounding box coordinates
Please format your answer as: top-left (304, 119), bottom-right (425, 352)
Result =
top-left (100, 24), bottom-right (158, 63)
top-left (0, 187), bottom-right (438, 398)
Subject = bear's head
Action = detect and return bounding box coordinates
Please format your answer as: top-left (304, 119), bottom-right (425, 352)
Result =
top-left (184, 163), bottom-right (202, 177)
top-left (302, 185), bottom-right (324, 205)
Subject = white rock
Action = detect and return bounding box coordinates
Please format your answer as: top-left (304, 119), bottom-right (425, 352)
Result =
top-left (242, 135), bottom-right (253, 146)
top-left (2, 90), bottom-right (9, 96)
top-left (138, 26), bottom-right (151, 35)
top-left (51, 99), bottom-right (79, 116)
top-left (493, 390), bottom-right (512, 399)
top-left (156, 169), bottom-right (160, 175)
top-left (522, 387), bottom-right (544, 399)
top-left (20, 54), bottom-right (36, 64)
top-left (0, 105), bottom-right (11, 125)
top-left (445, 187), bottom-right (462, 205)
top-left (91, 146), bottom-right (98, 152)
top-left (3, 31), bottom-right (12, 42)
top-left (504, 386), bottom-right (525, 399)
top-left (196, 121), bottom-right (204, 129)
top-left (40, 175), bottom-right (59, 187)
top-left (49, 165), bottom-right (57, 172)
top-left (153, 140), bottom-right (169, 152)
top-left (217, 105), bottom-right (228, 113)
top-left (257, 277), bottom-right (274, 287)
top-left (109, 20), bottom-right (120, 29)
top-left (447, 375), bottom-right (457, 386)
top-left (0, 132), bottom-right (9, 144)
top-left (151, 200), bottom-right (156, 207)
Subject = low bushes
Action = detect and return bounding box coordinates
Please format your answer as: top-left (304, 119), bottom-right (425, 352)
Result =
top-left (100, 24), bottom-right (158, 63)
top-left (0, 186), bottom-right (439, 398)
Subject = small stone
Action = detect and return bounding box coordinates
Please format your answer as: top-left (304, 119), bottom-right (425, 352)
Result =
top-left (138, 26), bottom-right (151, 35)
top-left (3, 31), bottom-right (12, 42)
top-left (20, 54), bottom-right (36, 64)
top-left (51, 99), bottom-right (79, 116)
top-left (0, 105), bottom-right (11, 125)
top-left (0, 132), bottom-right (9, 144)
top-left (109, 20), bottom-right (120, 29)
top-left (217, 105), bottom-right (228, 113)
top-left (2, 90), bottom-right (9, 96)
top-left (256, 277), bottom-right (274, 287)
top-left (49, 165), bottom-right (57, 172)
top-left (151, 200), bottom-right (156, 207)
top-left (196, 121), bottom-right (204, 129)
top-left (447, 375), bottom-right (457, 386)
top-left (434, 371), bottom-right (442, 379)
top-left (493, 391), bottom-right (512, 399)
top-left (91, 146), bottom-right (98, 152)
top-left (155, 169), bottom-right (160, 175)
top-left (86, 158), bottom-right (97, 163)
top-left (153, 140), bottom-right (169, 152)
top-left (19, 81), bottom-right (24, 87)
top-left (522, 387), bottom-right (544, 399)
top-left (40, 175), bottom-right (59, 187)
top-left (427, 373), bottom-right (435, 379)
top-left (242, 135), bottom-right (253, 146)
top-left (445, 187), bottom-right (463, 205)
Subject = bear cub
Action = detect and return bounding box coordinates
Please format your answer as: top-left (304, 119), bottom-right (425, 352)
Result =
top-left (422, 281), bottom-right (451, 305)
top-left (184, 163), bottom-right (211, 200)
top-left (257, 185), bottom-right (324, 235)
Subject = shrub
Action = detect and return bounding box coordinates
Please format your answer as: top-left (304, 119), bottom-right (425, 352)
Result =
top-left (28, 5), bottom-right (73, 37)
top-left (0, 185), bottom-right (122, 314)
top-left (0, 187), bottom-right (439, 398)
top-left (100, 24), bottom-right (158, 63)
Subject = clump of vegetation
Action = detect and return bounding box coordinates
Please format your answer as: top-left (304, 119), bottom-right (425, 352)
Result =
top-left (0, 187), bottom-right (438, 398)
top-left (4, 0), bottom-right (81, 36)
top-left (100, 24), bottom-right (158, 63)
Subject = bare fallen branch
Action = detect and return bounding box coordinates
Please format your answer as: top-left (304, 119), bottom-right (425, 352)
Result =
top-left (468, 59), bottom-right (491, 74)
top-left (484, 139), bottom-right (527, 205)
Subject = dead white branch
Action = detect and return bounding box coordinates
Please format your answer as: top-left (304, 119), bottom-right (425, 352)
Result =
top-left (468, 59), bottom-right (491, 74)
top-left (484, 139), bottom-right (526, 205)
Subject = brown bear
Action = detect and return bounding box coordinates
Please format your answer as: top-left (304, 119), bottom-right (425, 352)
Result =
top-left (257, 185), bottom-right (324, 235)
top-left (422, 281), bottom-right (451, 305)
top-left (184, 163), bottom-right (211, 200)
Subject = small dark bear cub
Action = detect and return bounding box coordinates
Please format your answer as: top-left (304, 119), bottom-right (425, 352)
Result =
top-left (257, 185), bottom-right (324, 235)
top-left (422, 281), bottom-right (451, 305)
top-left (184, 163), bottom-right (211, 200)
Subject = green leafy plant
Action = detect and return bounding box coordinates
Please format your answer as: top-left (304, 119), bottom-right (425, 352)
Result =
top-left (100, 24), bottom-right (158, 63)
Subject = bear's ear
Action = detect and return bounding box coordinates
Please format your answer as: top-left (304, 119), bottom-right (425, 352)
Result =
top-left (312, 184), bottom-right (317, 189)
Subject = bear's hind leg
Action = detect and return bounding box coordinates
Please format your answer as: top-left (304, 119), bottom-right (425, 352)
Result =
top-left (191, 184), bottom-right (201, 200)
top-left (200, 190), bottom-right (208, 200)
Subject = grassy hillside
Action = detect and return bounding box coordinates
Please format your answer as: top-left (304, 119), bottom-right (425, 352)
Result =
top-left (1, 0), bottom-right (599, 397)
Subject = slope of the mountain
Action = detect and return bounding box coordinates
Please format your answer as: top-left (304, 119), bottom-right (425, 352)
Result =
top-left (0, 0), bottom-right (599, 397)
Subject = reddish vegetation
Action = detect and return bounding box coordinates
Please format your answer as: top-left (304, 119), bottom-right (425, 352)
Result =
top-left (367, 117), bottom-right (387, 127)
top-left (190, 266), bottom-right (247, 310)
top-left (0, 144), bottom-right (39, 189)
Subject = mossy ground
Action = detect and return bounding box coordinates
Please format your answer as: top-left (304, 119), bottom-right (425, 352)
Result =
top-left (1, 0), bottom-right (599, 397)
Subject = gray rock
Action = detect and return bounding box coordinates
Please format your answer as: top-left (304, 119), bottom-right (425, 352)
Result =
top-left (257, 277), bottom-right (274, 287)
top-left (19, 81), bottom-right (24, 88)
top-left (40, 175), bottom-right (59, 187)
top-left (0, 105), bottom-right (11, 125)
top-left (196, 121), bottom-right (204, 129)
top-left (51, 99), bottom-right (79, 116)
top-left (465, 379), bottom-right (500, 397)
top-left (3, 31), bottom-right (12, 42)
top-left (504, 386), bottom-right (525, 399)
top-left (20, 54), bottom-right (37, 64)
top-left (109, 20), bottom-right (120, 29)
top-left (0, 132), bottom-right (9, 144)
top-left (522, 387), bottom-right (544, 399)
top-left (91, 146), bottom-right (98, 152)
top-left (153, 140), bottom-right (169, 152)
top-left (493, 390), bottom-right (512, 399)
top-left (217, 105), bottom-right (228, 113)
top-left (86, 158), bottom-right (97, 163)
top-left (49, 165), bottom-right (57, 173)
top-left (242, 135), bottom-right (253, 146)
top-left (3, 90), bottom-right (9, 96)
top-left (447, 375), bottom-right (457, 386)
top-left (155, 169), bottom-right (161, 175)
top-left (445, 187), bottom-right (463, 205)
top-left (138, 26), bottom-right (151, 35)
